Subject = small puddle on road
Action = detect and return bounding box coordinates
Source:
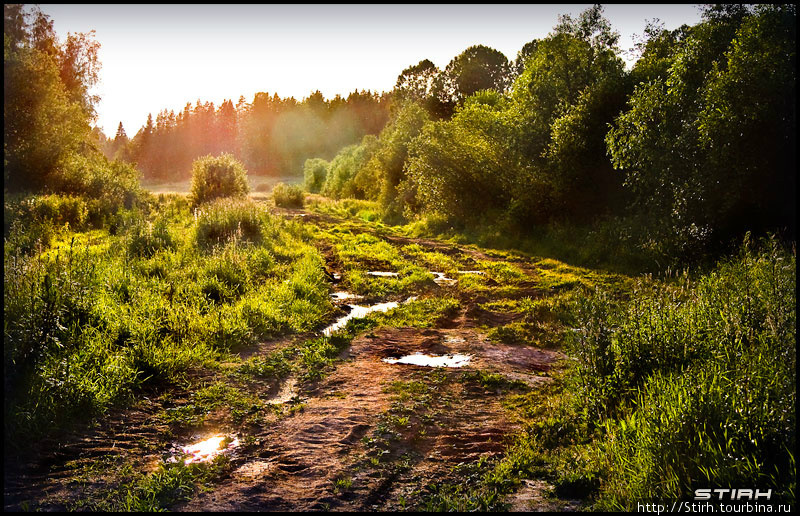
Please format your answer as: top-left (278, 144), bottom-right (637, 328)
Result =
top-left (330, 291), bottom-right (362, 301)
top-left (323, 301), bottom-right (399, 336)
top-left (431, 272), bottom-right (456, 285)
top-left (322, 296), bottom-right (418, 336)
top-left (382, 353), bottom-right (472, 368)
top-left (444, 335), bottom-right (466, 344)
top-left (170, 434), bottom-right (240, 465)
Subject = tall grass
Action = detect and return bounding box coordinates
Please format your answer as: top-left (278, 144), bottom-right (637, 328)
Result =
top-left (567, 236), bottom-right (796, 506)
top-left (193, 198), bottom-right (264, 248)
top-left (4, 194), bottom-right (333, 455)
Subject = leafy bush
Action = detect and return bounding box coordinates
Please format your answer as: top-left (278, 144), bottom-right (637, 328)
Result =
top-left (272, 182), bottom-right (305, 208)
top-left (303, 158), bottom-right (329, 193)
top-left (53, 154), bottom-right (143, 222)
top-left (189, 154), bottom-right (250, 207)
top-left (21, 195), bottom-right (88, 228)
top-left (194, 198), bottom-right (264, 248)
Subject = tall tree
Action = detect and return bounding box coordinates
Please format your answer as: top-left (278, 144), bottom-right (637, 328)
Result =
top-left (434, 45), bottom-right (511, 114)
top-left (607, 4), bottom-right (796, 254)
top-left (4, 5), bottom-right (96, 191)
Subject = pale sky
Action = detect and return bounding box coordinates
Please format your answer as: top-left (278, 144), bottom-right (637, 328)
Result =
top-left (38, 4), bottom-right (703, 137)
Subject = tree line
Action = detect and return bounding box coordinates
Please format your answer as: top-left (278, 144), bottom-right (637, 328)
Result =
top-left (308, 4), bottom-right (796, 266)
top-left (97, 90), bottom-right (392, 180)
top-left (5, 4), bottom-right (795, 267)
top-left (95, 27), bottom-right (543, 182)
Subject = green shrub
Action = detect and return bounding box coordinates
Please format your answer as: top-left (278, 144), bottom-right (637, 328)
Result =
top-left (189, 154), bottom-right (250, 207)
top-left (52, 154), bottom-right (144, 224)
top-left (303, 158), bottom-right (329, 193)
top-left (194, 198), bottom-right (264, 248)
top-left (321, 135), bottom-right (379, 199)
top-left (29, 195), bottom-right (88, 228)
top-left (272, 182), bottom-right (304, 208)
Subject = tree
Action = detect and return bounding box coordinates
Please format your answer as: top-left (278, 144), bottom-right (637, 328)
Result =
top-left (110, 121), bottom-right (133, 162)
top-left (405, 5), bottom-right (628, 229)
top-left (607, 4), bottom-right (795, 256)
top-left (434, 45), bottom-right (511, 111)
top-left (512, 39), bottom-right (539, 77)
top-left (4, 5), bottom-right (92, 191)
top-left (406, 91), bottom-right (521, 224)
top-left (303, 157), bottom-right (329, 193)
top-left (697, 4), bottom-right (796, 238)
top-left (395, 59), bottom-right (441, 114)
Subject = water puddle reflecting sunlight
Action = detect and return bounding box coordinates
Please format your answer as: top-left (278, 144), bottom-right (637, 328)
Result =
top-left (171, 434), bottom-right (240, 465)
top-left (382, 353), bottom-right (472, 368)
top-left (323, 301), bottom-right (399, 336)
top-left (367, 271), bottom-right (399, 277)
top-left (431, 272), bottom-right (456, 285)
top-left (330, 291), bottom-right (362, 301)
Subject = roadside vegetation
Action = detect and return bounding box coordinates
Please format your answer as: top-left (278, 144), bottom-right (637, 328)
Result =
top-left (4, 3), bottom-right (795, 512)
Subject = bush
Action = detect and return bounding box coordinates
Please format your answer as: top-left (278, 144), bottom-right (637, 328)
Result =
top-left (194, 198), bottom-right (264, 248)
top-left (53, 154), bottom-right (143, 220)
top-left (303, 158), bottom-right (329, 193)
top-left (4, 194), bottom-right (88, 236)
top-left (321, 135), bottom-right (380, 199)
top-left (189, 154), bottom-right (250, 207)
top-left (272, 182), bottom-right (304, 208)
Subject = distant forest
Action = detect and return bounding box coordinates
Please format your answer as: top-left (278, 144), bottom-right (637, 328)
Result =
top-left (97, 90), bottom-right (392, 179)
top-left (94, 26), bottom-right (539, 181)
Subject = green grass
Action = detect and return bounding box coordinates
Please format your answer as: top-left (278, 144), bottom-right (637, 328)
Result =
top-left (4, 193), bottom-right (334, 453)
top-left (69, 455), bottom-right (232, 511)
top-left (6, 184), bottom-right (795, 512)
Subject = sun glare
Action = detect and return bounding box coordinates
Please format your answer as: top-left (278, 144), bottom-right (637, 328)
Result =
top-left (181, 435), bottom-right (239, 465)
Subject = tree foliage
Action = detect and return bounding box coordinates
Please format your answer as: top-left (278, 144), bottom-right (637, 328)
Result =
top-left (303, 157), bottom-right (329, 194)
top-left (4, 5), bottom-right (100, 192)
top-left (433, 45), bottom-right (511, 115)
top-left (607, 4), bottom-right (796, 258)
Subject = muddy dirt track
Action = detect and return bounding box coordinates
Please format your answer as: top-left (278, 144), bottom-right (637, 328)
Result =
top-left (4, 207), bottom-right (574, 512)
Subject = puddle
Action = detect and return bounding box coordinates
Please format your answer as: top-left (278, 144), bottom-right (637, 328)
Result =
top-left (171, 434), bottom-right (240, 465)
top-left (444, 335), bottom-right (465, 344)
top-left (330, 291), bottom-right (362, 301)
top-left (332, 272), bottom-right (341, 280)
top-left (323, 301), bottom-right (400, 336)
top-left (367, 271), bottom-right (399, 277)
top-left (431, 272), bottom-right (456, 285)
top-left (382, 353), bottom-right (472, 368)
top-left (457, 270), bottom-right (485, 275)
